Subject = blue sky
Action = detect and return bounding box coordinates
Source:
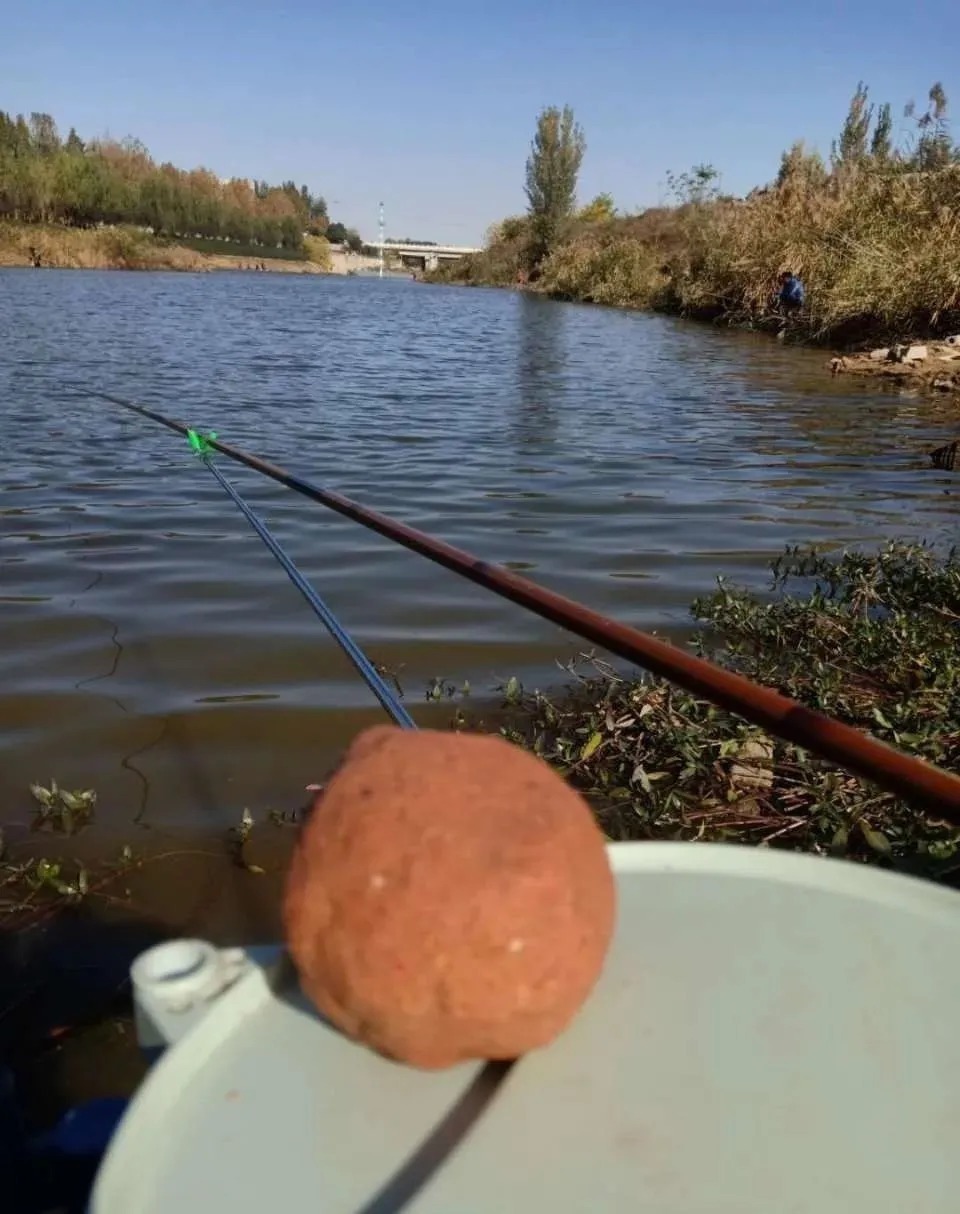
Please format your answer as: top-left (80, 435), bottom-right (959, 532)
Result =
top-left (2, 0), bottom-right (957, 244)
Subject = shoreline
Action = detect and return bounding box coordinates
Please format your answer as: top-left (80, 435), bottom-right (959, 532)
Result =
top-left (434, 278), bottom-right (960, 402)
top-left (0, 223), bottom-right (385, 277)
top-left (828, 338), bottom-right (960, 394)
top-left (0, 245), bottom-right (411, 279)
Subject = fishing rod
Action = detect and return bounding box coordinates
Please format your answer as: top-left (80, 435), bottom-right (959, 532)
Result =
top-left (183, 428), bottom-right (415, 730)
top-left (79, 387), bottom-right (960, 820)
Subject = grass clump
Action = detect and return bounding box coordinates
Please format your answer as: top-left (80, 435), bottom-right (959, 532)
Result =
top-left (538, 225), bottom-right (666, 307)
top-left (499, 542), bottom-right (960, 879)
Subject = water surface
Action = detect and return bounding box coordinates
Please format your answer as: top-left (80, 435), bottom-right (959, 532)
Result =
top-left (2, 270), bottom-right (957, 834)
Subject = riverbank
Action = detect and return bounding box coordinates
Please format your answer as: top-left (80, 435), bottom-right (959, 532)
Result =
top-left (430, 160), bottom-right (960, 358)
top-left (0, 223), bottom-right (335, 274)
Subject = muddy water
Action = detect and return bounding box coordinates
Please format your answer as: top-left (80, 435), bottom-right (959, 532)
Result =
top-left (2, 269), bottom-right (959, 1119)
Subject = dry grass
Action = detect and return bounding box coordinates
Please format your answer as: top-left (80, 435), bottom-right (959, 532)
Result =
top-left (433, 164), bottom-right (960, 345)
top-left (0, 222), bottom-right (206, 270)
top-left (661, 165), bottom-right (960, 341)
top-left (537, 227), bottom-right (666, 307)
top-left (0, 223), bottom-right (337, 275)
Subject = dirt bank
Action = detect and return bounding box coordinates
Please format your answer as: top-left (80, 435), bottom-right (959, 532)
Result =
top-left (327, 248), bottom-right (382, 275)
top-left (198, 253), bottom-right (325, 275)
top-left (0, 229), bottom-right (407, 278)
top-left (0, 224), bottom-right (329, 275)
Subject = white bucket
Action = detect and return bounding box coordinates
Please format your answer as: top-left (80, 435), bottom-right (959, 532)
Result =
top-left (92, 842), bottom-right (960, 1213)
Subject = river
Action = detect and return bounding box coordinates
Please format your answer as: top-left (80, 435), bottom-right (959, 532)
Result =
top-left (2, 270), bottom-right (958, 840)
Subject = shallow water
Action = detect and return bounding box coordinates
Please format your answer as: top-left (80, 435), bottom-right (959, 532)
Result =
top-left (2, 270), bottom-right (958, 836)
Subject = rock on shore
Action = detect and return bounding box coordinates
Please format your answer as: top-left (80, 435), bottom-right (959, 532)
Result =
top-left (830, 337), bottom-right (960, 396)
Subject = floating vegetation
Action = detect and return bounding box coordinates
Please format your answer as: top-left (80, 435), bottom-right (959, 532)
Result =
top-left (268, 807), bottom-right (308, 827)
top-left (227, 807), bottom-right (266, 874)
top-left (1, 843), bottom-right (137, 929)
top-left (29, 780), bottom-right (97, 835)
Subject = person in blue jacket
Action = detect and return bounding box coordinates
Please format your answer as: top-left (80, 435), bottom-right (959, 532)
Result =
top-left (777, 270), bottom-right (805, 317)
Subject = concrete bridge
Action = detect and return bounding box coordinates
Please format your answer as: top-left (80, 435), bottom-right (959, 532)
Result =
top-left (366, 241), bottom-right (482, 271)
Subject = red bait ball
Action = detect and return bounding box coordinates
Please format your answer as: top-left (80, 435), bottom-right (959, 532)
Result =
top-left (284, 726), bottom-right (615, 1069)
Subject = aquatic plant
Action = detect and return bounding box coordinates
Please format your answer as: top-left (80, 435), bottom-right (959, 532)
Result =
top-left (29, 780), bottom-right (96, 835)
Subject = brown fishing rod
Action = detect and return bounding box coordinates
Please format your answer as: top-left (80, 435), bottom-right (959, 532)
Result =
top-left (84, 388), bottom-right (960, 820)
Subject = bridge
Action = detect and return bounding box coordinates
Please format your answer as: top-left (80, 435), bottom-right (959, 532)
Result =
top-left (365, 241), bottom-right (482, 271)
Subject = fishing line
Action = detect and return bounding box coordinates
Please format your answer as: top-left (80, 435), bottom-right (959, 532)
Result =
top-left (185, 428), bottom-right (415, 730)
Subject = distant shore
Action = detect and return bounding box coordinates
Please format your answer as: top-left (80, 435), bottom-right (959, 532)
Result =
top-left (0, 223), bottom-right (394, 276)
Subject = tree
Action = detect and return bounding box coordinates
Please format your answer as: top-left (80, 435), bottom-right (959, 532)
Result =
top-left (579, 192), bottom-right (616, 222)
top-left (870, 102), bottom-right (893, 162)
top-left (666, 163), bottom-right (720, 205)
top-left (497, 216), bottom-right (527, 242)
top-left (834, 82), bottom-right (872, 166)
top-left (776, 141), bottom-right (827, 192)
top-left (29, 112), bottom-right (60, 157)
top-left (64, 126), bottom-right (85, 155)
top-left (524, 105), bottom-right (585, 264)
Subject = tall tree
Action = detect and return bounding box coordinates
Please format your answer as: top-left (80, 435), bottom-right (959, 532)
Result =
top-left (870, 102), bottom-right (893, 162)
top-left (524, 105), bottom-right (585, 265)
top-left (64, 126), bottom-right (85, 155)
top-left (13, 115), bottom-right (31, 158)
top-left (29, 112), bottom-right (60, 156)
top-left (834, 82), bottom-right (873, 166)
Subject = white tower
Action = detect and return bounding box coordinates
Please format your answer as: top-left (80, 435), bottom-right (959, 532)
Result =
top-left (378, 201), bottom-right (384, 279)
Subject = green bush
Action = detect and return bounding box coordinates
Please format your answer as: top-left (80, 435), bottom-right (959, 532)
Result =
top-left (538, 229), bottom-right (664, 307)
